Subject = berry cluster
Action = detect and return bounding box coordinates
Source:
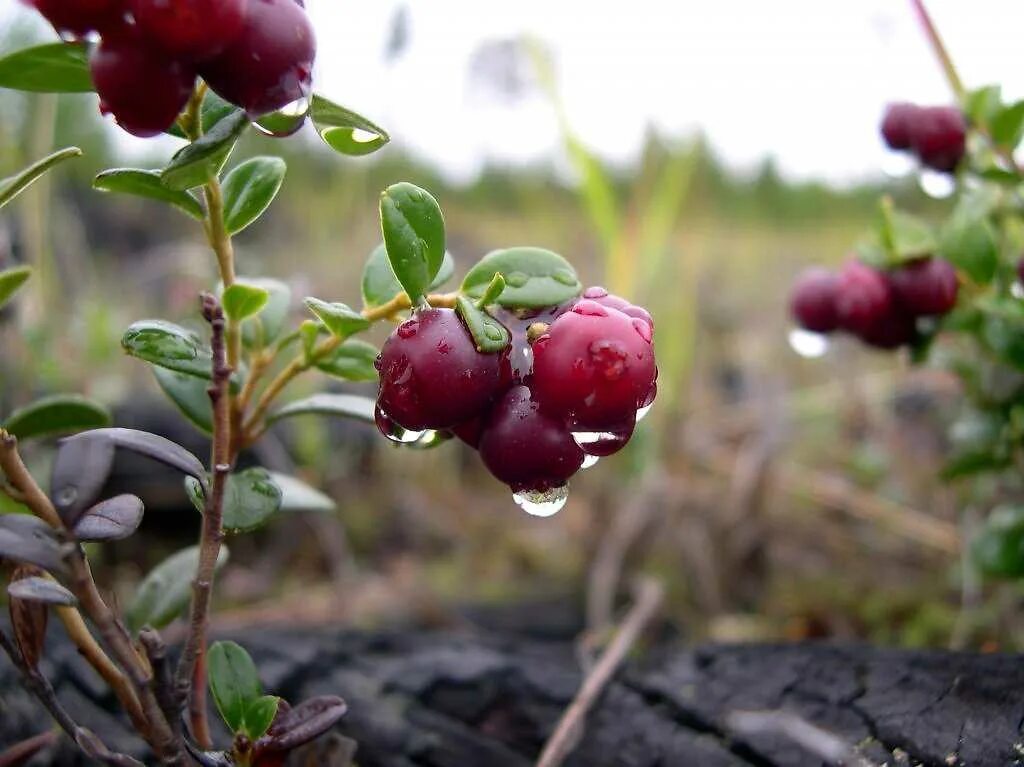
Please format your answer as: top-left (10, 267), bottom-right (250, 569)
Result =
top-left (24, 0), bottom-right (316, 137)
top-left (790, 256), bottom-right (958, 349)
top-left (881, 103), bottom-right (966, 173)
top-left (375, 287), bottom-right (657, 499)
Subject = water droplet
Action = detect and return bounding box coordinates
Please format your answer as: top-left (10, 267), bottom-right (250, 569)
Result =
top-left (252, 95), bottom-right (310, 137)
top-left (572, 427), bottom-right (632, 456)
top-left (375, 405), bottom-right (430, 444)
top-left (397, 319), bottom-right (419, 339)
top-left (1012, 282), bottom-right (1024, 300)
top-left (880, 151), bottom-right (916, 179)
top-left (918, 169), bottom-right (956, 199)
top-left (635, 403), bottom-right (653, 422)
top-left (632, 318), bottom-right (652, 343)
top-left (56, 486), bottom-right (78, 508)
top-left (513, 485), bottom-right (569, 517)
top-left (552, 268), bottom-right (578, 286)
top-left (505, 271), bottom-right (529, 288)
top-left (581, 454), bottom-right (600, 469)
top-left (484, 324), bottom-right (504, 341)
top-left (788, 327), bottom-right (829, 358)
top-left (583, 286), bottom-right (609, 299)
top-left (573, 300), bottom-right (609, 317)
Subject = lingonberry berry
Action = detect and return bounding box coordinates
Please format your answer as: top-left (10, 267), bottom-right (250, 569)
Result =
top-left (909, 106), bottom-right (965, 173)
top-left (199, 0), bottom-right (315, 116)
top-left (90, 36), bottom-right (195, 138)
top-left (531, 299), bottom-right (656, 430)
top-left (888, 257), bottom-right (958, 316)
top-left (581, 286), bottom-right (655, 329)
top-left (880, 102), bottom-right (920, 151)
top-left (22, 0), bottom-right (124, 36)
top-left (834, 260), bottom-right (892, 336)
top-left (375, 308), bottom-right (509, 432)
top-left (478, 385), bottom-right (584, 492)
top-left (856, 304), bottom-right (917, 350)
top-left (789, 267), bottom-right (840, 333)
top-left (130, 0), bottom-right (247, 62)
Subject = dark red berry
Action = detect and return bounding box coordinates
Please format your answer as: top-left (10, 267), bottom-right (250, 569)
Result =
top-left (90, 36), bottom-right (195, 138)
top-left (1017, 258), bottom-right (1024, 286)
top-left (199, 0), bottom-right (315, 116)
top-left (880, 102), bottom-right (920, 151)
top-left (581, 286), bottom-right (655, 329)
top-left (23, 0), bottom-right (124, 35)
top-left (789, 268), bottom-right (840, 333)
top-left (856, 305), bottom-right (917, 350)
top-left (130, 0), bottom-right (246, 62)
top-left (532, 299), bottom-right (656, 430)
top-left (909, 106), bottom-right (965, 173)
top-left (451, 417), bottom-right (483, 449)
top-left (889, 257), bottom-right (958, 316)
top-left (834, 260), bottom-right (893, 336)
top-left (375, 308), bottom-right (509, 432)
top-left (478, 385), bottom-right (584, 492)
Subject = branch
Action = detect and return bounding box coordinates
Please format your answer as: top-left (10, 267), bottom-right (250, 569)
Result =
top-left (0, 731), bottom-right (59, 767)
top-left (0, 430), bottom-right (62, 528)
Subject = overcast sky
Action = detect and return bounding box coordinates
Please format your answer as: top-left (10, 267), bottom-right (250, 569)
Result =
top-left (5, 0), bottom-right (1023, 185)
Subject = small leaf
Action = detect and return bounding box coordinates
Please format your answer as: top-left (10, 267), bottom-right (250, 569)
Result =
top-left (161, 110), bottom-right (249, 191)
top-left (379, 182), bottom-right (446, 304)
top-left (244, 696), bottom-right (281, 740)
top-left (299, 320), bottom-right (320, 363)
top-left (0, 147), bottom-right (82, 209)
top-left (939, 211), bottom-right (998, 285)
top-left (991, 101), bottom-right (1024, 149)
top-left (269, 472), bottom-right (335, 513)
top-left (0, 516), bottom-right (67, 575)
top-left (461, 247), bottom-right (581, 308)
top-left (314, 339), bottom-right (379, 381)
top-left (3, 395), bottom-right (111, 440)
top-left (267, 394), bottom-right (376, 426)
top-left (964, 84), bottom-right (1002, 128)
top-left (880, 202), bottom-right (936, 262)
top-left (76, 428), bottom-right (206, 484)
top-left (973, 506), bottom-right (1024, 578)
top-left (475, 273), bottom-right (507, 307)
top-left (8, 576), bottom-right (77, 606)
top-left (93, 169), bottom-right (203, 219)
top-left (222, 157), bottom-right (287, 235)
top-left (208, 641), bottom-right (262, 734)
top-left (126, 545), bottom-right (229, 633)
top-left (0, 265), bottom-right (31, 308)
top-left (167, 90), bottom-right (235, 138)
top-left (256, 696), bottom-right (347, 752)
top-left (223, 282), bottom-right (270, 322)
top-left (239, 277), bottom-right (292, 348)
top-left (361, 242), bottom-right (454, 308)
top-left (304, 298), bottom-right (370, 337)
top-left (50, 432), bottom-right (116, 527)
top-left (310, 95), bottom-right (389, 156)
top-left (0, 42), bottom-right (92, 93)
top-left (455, 296), bottom-right (510, 353)
top-left (185, 468), bottom-right (282, 534)
top-left (122, 319), bottom-right (214, 380)
top-left (153, 367), bottom-right (213, 433)
top-left (73, 495), bottom-right (144, 542)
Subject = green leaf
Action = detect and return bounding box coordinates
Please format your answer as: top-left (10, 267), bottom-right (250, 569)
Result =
top-left (964, 84), bottom-right (1002, 128)
top-left (93, 169), bottom-right (203, 219)
top-left (208, 641), bottom-right (261, 734)
top-left (973, 506), bottom-right (1024, 578)
top-left (3, 395), bottom-right (111, 440)
top-left (126, 545), bottom-right (228, 633)
top-left (879, 201), bottom-right (936, 262)
top-left (269, 472), bottom-right (335, 513)
top-left (455, 296), bottom-right (510, 353)
top-left (361, 243), bottom-right (454, 308)
top-left (161, 110), bottom-right (249, 191)
top-left (268, 394), bottom-right (375, 426)
top-left (185, 468), bottom-right (283, 534)
top-left (310, 95), bottom-right (389, 156)
top-left (167, 91), bottom-right (235, 138)
top-left (152, 367), bottom-right (212, 433)
top-left (222, 156), bottom-right (287, 235)
top-left (991, 101), bottom-right (1024, 149)
top-left (379, 183), bottom-right (446, 304)
top-left (939, 212), bottom-right (998, 285)
top-left (122, 320), bottom-right (214, 380)
top-left (237, 277), bottom-right (291, 348)
top-left (0, 42), bottom-right (92, 93)
top-left (0, 266), bottom-right (31, 309)
top-left (299, 320), bottom-right (320, 363)
top-left (461, 247), bottom-right (581, 308)
top-left (223, 282), bottom-right (270, 322)
top-left (244, 696), bottom-right (280, 739)
top-left (314, 339), bottom-right (379, 381)
top-left (304, 298), bottom-right (370, 337)
top-left (0, 147), bottom-right (82, 209)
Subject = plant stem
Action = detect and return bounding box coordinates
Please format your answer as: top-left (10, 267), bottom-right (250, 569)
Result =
top-left (909, 0), bottom-right (965, 101)
top-left (175, 293), bottom-right (232, 750)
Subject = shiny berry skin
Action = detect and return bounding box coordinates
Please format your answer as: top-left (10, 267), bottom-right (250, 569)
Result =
top-left (478, 386), bottom-right (584, 492)
top-left (888, 257), bottom-right (958, 316)
top-left (789, 267), bottom-right (840, 333)
top-left (375, 308), bottom-right (509, 432)
top-left (22, 0), bottom-right (124, 35)
top-left (880, 102), bottom-right (920, 151)
top-left (199, 0), bottom-right (315, 116)
top-left (130, 0), bottom-right (246, 62)
top-left (532, 299), bottom-right (657, 430)
top-left (581, 286), bottom-right (655, 329)
top-left (856, 305), bottom-right (917, 350)
top-left (909, 106), bottom-right (965, 173)
top-left (90, 37), bottom-right (195, 138)
top-left (834, 260), bottom-right (893, 336)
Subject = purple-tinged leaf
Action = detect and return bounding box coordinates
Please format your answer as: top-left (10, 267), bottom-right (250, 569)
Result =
top-left (50, 431), bottom-right (116, 526)
top-left (0, 515), bottom-right (67, 575)
top-left (256, 696), bottom-right (348, 752)
top-left (7, 576), bottom-right (76, 605)
top-left (73, 495), bottom-right (144, 542)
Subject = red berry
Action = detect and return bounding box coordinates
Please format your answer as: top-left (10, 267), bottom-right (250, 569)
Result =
top-left (789, 268), bottom-right (840, 333)
top-left (130, 0), bottom-right (246, 62)
top-left (834, 260), bottom-right (893, 336)
top-left (889, 257), bottom-right (958, 316)
top-left (856, 305), bottom-right (917, 350)
top-left (90, 36), bottom-right (195, 137)
top-left (581, 286), bottom-right (655, 329)
top-left (478, 385), bottom-right (584, 492)
top-left (199, 0), bottom-right (315, 116)
top-left (375, 308), bottom-right (509, 432)
top-left (1017, 258), bottom-right (1024, 286)
top-left (909, 106), bottom-right (965, 173)
top-left (22, 0), bottom-right (124, 35)
top-left (451, 417), bottom-right (483, 449)
top-left (880, 102), bottom-right (920, 151)
top-left (532, 299), bottom-right (656, 430)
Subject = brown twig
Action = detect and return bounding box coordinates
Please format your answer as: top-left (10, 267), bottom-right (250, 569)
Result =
top-left (0, 626), bottom-right (80, 739)
top-left (0, 731), bottom-right (59, 767)
top-left (138, 629), bottom-right (183, 743)
top-left (0, 431), bottom-right (62, 528)
top-left (535, 578), bottom-right (664, 767)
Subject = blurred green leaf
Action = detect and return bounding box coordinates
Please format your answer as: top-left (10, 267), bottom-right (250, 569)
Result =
top-left (314, 339), bottom-right (379, 381)
top-left (310, 95), bottom-right (389, 156)
top-left (880, 202), bottom-right (936, 262)
top-left (379, 182), bottom-right (446, 305)
top-left (167, 91), bottom-right (235, 139)
top-left (3, 395), bottom-right (111, 440)
top-left (244, 696), bottom-right (280, 740)
top-left (0, 42), bottom-right (92, 93)
top-left (361, 243), bottom-right (454, 309)
top-left (973, 506), bottom-right (1024, 578)
top-left (127, 545), bottom-right (228, 633)
top-left (222, 156), bottom-right (287, 234)
top-left (1, 147), bottom-right (82, 209)
top-left (208, 641), bottom-right (261, 734)
top-left (152, 368), bottom-right (213, 433)
top-left (991, 101), bottom-right (1024, 149)
top-left (304, 298), bottom-right (370, 337)
top-left (223, 282), bottom-right (270, 322)
top-left (0, 266), bottom-right (31, 309)
top-left (268, 394), bottom-right (375, 426)
top-left (269, 472), bottom-right (335, 513)
top-left (94, 169), bottom-right (203, 219)
top-left (939, 211), bottom-right (998, 285)
top-left (461, 247), bottom-right (581, 308)
top-left (185, 468), bottom-right (282, 534)
top-left (237, 277), bottom-right (291, 348)
top-left (455, 296), bottom-right (510, 353)
top-left (161, 110), bottom-right (248, 191)
top-left (122, 320), bottom-right (213, 379)
top-left (964, 84), bottom-right (1002, 128)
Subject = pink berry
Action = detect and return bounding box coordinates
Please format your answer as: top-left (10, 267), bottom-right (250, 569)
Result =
top-left (888, 257), bottom-right (958, 316)
top-left (834, 260), bottom-right (893, 336)
top-left (880, 102), bottom-right (920, 151)
top-left (581, 286), bottom-right (655, 330)
top-left (130, 0), bottom-right (247, 62)
top-left (789, 268), bottom-right (840, 333)
top-left (909, 106), bottom-right (966, 173)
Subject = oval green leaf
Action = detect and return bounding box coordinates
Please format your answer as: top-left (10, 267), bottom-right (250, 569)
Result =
top-left (208, 640), bottom-right (261, 734)
top-left (361, 243), bottom-right (454, 309)
top-left (314, 339), bottom-right (379, 381)
top-left (454, 296), bottom-right (510, 354)
top-left (244, 696), bottom-right (281, 740)
top-left (236, 277), bottom-right (291, 348)
top-left (161, 110), bottom-right (249, 191)
top-left (0, 266), bottom-right (32, 309)
top-left (152, 367), bottom-right (213, 433)
top-left (379, 182), bottom-right (446, 305)
top-left (186, 468), bottom-right (282, 534)
top-left (3, 395), bottom-right (111, 440)
top-left (269, 472), bottom-right (335, 513)
top-left (310, 95), bottom-right (389, 157)
top-left (267, 394), bottom-right (375, 426)
top-left (223, 282), bottom-right (270, 323)
top-left (461, 247), bottom-right (581, 308)
top-left (126, 545), bottom-right (228, 633)
top-left (122, 320), bottom-right (214, 380)
top-left (304, 298), bottom-right (369, 337)
top-left (1, 147), bottom-right (82, 210)
top-left (93, 169), bottom-right (203, 220)
top-left (222, 156), bottom-right (287, 235)
top-left (0, 42), bottom-right (93, 93)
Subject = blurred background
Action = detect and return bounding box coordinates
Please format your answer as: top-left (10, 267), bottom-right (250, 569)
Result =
top-left (1, 0), bottom-right (1021, 651)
